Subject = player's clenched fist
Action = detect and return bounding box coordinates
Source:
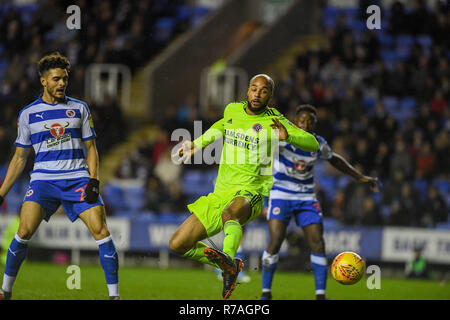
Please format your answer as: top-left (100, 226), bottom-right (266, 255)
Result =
top-left (85, 178), bottom-right (100, 204)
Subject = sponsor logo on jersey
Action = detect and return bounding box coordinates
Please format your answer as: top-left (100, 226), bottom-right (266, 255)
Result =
top-left (44, 122), bottom-right (71, 147)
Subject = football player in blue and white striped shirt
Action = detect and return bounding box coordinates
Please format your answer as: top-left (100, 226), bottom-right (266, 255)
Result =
top-left (0, 52), bottom-right (119, 300)
top-left (261, 104), bottom-right (380, 300)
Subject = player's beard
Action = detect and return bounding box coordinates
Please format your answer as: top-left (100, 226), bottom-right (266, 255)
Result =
top-left (246, 100), bottom-right (267, 114)
top-left (48, 86), bottom-right (66, 102)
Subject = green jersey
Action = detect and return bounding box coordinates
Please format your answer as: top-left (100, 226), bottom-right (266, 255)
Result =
top-left (193, 101), bottom-right (319, 197)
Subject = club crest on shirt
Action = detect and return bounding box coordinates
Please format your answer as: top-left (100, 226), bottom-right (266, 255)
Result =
top-left (66, 109), bottom-right (76, 118)
top-left (252, 123), bottom-right (262, 133)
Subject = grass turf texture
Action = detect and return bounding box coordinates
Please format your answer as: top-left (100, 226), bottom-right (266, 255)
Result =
top-left (1, 262), bottom-right (449, 300)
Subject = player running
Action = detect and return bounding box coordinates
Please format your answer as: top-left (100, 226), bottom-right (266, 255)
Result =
top-left (0, 52), bottom-right (120, 300)
top-left (169, 74), bottom-right (319, 299)
top-left (260, 104), bottom-right (380, 300)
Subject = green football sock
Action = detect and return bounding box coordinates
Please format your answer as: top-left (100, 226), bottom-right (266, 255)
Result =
top-left (183, 241), bottom-right (217, 267)
top-left (222, 220), bottom-right (242, 259)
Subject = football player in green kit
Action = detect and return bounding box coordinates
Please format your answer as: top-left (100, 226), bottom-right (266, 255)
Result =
top-left (170, 74), bottom-right (319, 299)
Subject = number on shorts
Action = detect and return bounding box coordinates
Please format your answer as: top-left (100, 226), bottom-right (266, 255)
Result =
top-left (75, 184), bottom-right (87, 201)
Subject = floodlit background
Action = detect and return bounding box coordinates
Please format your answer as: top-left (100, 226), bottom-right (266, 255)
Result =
top-left (0, 0), bottom-right (449, 288)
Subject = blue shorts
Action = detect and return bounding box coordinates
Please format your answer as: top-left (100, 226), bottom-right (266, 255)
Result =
top-left (23, 178), bottom-right (104, 222)
top-left (267, 198), bottom-right (323, 227)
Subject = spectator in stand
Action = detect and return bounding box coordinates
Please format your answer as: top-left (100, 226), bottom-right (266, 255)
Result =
top-left (383, 169), bottom-right (405, 206)
top-left (390, 140), bottom-right (414, 180)
top-left (360, 196), bottom-right (383, 226)
top-left (415, 142), bottom-right (436, 180)
top-left (433, 130), bottom-right (450, 176)
top-left (430, 89), bottom-right (447, 118)
top-left (421, 185), bottom-right (448, 227)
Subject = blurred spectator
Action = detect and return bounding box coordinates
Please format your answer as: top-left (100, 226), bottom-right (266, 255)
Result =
top-left (397, 183), bottom-right (421, 226)
top-left (154, 149), bottom-right (182, 187)
top-left (383, 170), bottom-right (405, 205)
top-left (430, 89), bottom-right (447, 117)
top-left (415, 141), bottom-right (436, 179)
top-left (360, 196), bottom-right (383, 226)
top-left (405, 246), bottom-right (429, 279)
top-left (421, 185), bottom-right (448, 227)
top-left (389, 140), bottom-right (414, 179)
top-left (339, 87), bottom-right (363, 123)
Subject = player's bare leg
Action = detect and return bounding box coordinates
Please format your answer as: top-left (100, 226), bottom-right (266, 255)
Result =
top-left (261, 219), bottom-right (288, 300)
top-left (169, 213), bottom-right (214, 265)
top-left (302, 223), bottom-right (328, 300)
top-left (1, 201), bottom-right (45, 299)
top-left (79, 205), bottom-right (119, 300)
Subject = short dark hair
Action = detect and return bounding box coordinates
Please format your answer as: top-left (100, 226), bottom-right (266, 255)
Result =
top-left (296, 104), bottom-right (317, 116)
top-left (37, 52), bottom-right (70, 77)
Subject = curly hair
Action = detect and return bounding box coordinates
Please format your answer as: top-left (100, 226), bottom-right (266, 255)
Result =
top-left (37, 52), bottom-right (71, 76)
top-left (295, 104), bottom-right (317, 116)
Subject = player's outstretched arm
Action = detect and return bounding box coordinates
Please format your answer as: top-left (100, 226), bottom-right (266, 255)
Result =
top-left (270, 117), bottom-right (319, 152)
top-left (172, 118), bottom-right (224, 164)
top-left (328, 152), bottom-right (381, 192)
top-left (0, 147), bottom-right (31, 204)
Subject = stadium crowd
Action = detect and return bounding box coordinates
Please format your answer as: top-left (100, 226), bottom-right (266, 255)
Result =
top-left (109, 0), bottom-right (449, 228)
top-left (0, 0), bottom-right (213, 212)
top-left (0, 1), bottom-right (448, 228)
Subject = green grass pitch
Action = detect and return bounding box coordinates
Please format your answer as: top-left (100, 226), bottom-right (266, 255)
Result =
top-left (1, 262), bottom-right (449, 300)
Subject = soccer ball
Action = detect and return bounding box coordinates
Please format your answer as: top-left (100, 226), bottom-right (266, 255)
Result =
top-left (331, 251), bottom-right (366, 285)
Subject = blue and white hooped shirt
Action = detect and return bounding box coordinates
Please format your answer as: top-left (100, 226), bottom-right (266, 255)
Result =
top-left (270, 134), bottom-right (333, 201)
top-left (15, 94), bottom-right (96, 182)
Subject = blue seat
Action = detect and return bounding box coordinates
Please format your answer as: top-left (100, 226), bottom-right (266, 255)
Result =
top-left (154, 17), bottom-right (176, 43)
top-left (395, 45), bottom-right (411, 60)
top-left (323, 15), bottom-right (337, 29)
top-left (400, 97), bottom-right (417, 109)
top-left (122, 187), bottom-right (146, 212)
top-left (176, 5), bottom-right (192, 20)
top-left (19, 4), bottom-right (38, 25)
top-left (323, 6), bottom-right (341, 19)
top-left (317, 176), bottom-right (337, 201)
top-left (378, 33), bottom-right (394, 47)
top-left (413, 180), bottom-right (428, 201)
top-left (380, 50), bottom-right (398, 67)
top-left (433, 179), bottom-right (450, 195)
top-left (382, 96), bottom-right (399, 113)
top-left (158, 212), bottom-right (184, 224)
top-left (381, 205), bottom-right (391, 219)
top-left (103, 184), bottom-right (127, 211)
top-left (191, 6), bottom-right (211, 26)
top-left (348, 20), bottom-right (366, 32)
top-left (363, 96), bottom-right (376, 111)
top-left (416, 35), bottom-right (432, 47)
top-left (323, 217), bottom-right (339, 229)
top-left (396, 35), bottom-right (415, 47)
top-left (435, 221), bottom-right (450, 230)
